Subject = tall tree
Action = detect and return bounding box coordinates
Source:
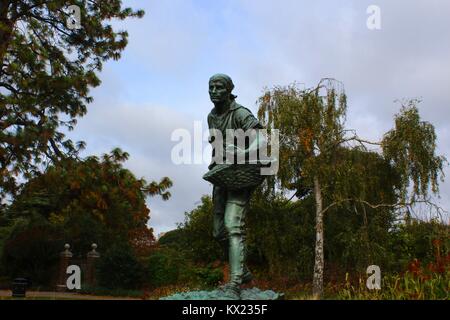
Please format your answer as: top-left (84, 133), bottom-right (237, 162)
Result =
top-left (381, 99), bottom-right (446, 207)
top-left (258, 80), bottom-right (446, 298)
top-left (6, 148), bottom-right (172, 254)
top-left (0, 1), bottom-right (144, 199)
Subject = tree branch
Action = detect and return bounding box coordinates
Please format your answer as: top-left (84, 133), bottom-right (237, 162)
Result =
top-left (49, 138), bottom-right (64, 159)
top-left (320, 197), bottom-right (447, 219)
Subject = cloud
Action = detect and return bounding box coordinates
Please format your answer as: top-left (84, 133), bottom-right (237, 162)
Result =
top-left (225, 0), bottom-right (450, 219)
top-left (117, 0), bottom-right (212, 74)
top-left (68, 77), bottom-right (213, 234)
top-left (67, 0), bottom-right (449, 233)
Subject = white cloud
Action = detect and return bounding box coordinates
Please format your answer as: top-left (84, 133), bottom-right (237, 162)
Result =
top-left (68, 89), bottom-right (213, 234)
top-left (67, 0), bottom-right (450, 233)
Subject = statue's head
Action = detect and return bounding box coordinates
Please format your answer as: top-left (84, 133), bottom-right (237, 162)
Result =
top-left (209, 73), bottom-right (237, 104)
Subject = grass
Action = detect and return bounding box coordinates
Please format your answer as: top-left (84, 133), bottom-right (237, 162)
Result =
top-left (335, 270), bottom-right (449, 300)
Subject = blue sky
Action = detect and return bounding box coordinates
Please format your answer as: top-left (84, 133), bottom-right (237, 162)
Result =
top-left (67, 0), bottom-right (450, 235)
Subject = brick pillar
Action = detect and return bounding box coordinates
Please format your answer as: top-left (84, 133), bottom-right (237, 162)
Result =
top-left (56, 244), bottom-right (72, 292)
top-left (86, 243), bottom-right (100, 288)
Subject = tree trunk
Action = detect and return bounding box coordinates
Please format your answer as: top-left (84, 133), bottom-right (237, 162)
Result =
top-left (312, 175), bottom-right (324, 299)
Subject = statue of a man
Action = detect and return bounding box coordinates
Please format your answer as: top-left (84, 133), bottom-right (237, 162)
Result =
top-left (205, 74), bottom-right (265, 299)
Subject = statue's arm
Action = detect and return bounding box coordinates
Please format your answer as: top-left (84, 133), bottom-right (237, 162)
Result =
top-left (223, 108), bottom-right (266, 159)
top-left (246, 128), bottom-right (266, 156)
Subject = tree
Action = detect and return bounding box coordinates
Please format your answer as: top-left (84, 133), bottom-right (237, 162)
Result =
top-left (177, 195), bottom-right (223, 263)
top-left (382, 99), bottom-right (446, 207)
top-left (257, 80), bottom-right (446, 298)
top-left (5, 148), bottom-right (172, 255)
top-left (0, 1), bottom-right (144, 199)
top-left (1, 217), bottom-right (63, 286)
top-left (165, 147), bottom-right (400, 284)
top-left (97, 242), bottom-right (144, 290)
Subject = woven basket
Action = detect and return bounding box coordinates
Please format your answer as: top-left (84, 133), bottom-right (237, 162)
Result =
top-left (203, 160), bottom-right (275, 190)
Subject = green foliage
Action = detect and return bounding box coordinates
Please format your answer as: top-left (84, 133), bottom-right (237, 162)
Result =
top-left (382, 100), bottom-right (447, 202)
top-left (320, 149), bottom-right (400, 272)
top-left (326, 147), bottom-right (400, 204)
top-left (257, 80), bottom-right (446, 298)
top-left (337, 269), bottom-right (449, 300)
top-left (0, 1), bottom-right (144, 199)
top-left (145, 247), bottom-right (223, 289)
top-left (258, 82), bottom-right (445, 219)
top-left (177, 195), bottom-right (223, 263)
top-left (173, 189), bottom-right (448, 287)
top-left (162, 195), bottom-right (337, 281)
top-left (386, 219), bottom-right (450, 271)
top-left (258, 79), bottom-right (348, 193)
top-left (192, 265), bottom-right (224, 288)
top-left (245, 193), bottom-right (315, 279)
top-left (146, 248), bottom-right (186, 288)
top-left (157, 228), bottom-right (187, 249)
top-left (0, 149), bottom-right (172, 288)
top-left (245, 149), bottom-right (401, 279)
top-left (97, 243), bottom-right (144, 290)
top-left (5, 149), bottom-right (171, 256)
top-left (1, 217), bottom-right (62, 286)
top-left (0, 214), bottom-right (13, 271)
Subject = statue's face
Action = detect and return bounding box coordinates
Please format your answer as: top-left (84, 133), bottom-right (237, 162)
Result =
top-left (209, 80), bottom-right (229, 104)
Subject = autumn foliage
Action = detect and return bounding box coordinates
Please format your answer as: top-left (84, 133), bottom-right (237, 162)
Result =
top-left (5, 148), bottom-right (172, 256)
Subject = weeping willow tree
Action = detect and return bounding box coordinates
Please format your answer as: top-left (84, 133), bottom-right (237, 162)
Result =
top-left (257, 80), bottom-right (446, 298)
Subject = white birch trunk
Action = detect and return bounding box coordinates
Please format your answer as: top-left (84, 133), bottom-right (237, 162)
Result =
top-left (312, 175), bottom-right (324, 299)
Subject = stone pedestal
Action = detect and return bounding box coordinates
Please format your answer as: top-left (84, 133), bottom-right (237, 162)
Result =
top-left (56, 244), bottom-right (72, 292)
top-left (160, 287), bottom-right (284, 300)
top-left (85, 243), bottom-right (100, 287)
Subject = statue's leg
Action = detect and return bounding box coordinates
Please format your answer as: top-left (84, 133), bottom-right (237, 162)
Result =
top-left (212, 185), bottom-right (227, 241)
top-left (212, 186), bottom-right (227, 255)
top-left (222, 188), bottom-right (252, 295)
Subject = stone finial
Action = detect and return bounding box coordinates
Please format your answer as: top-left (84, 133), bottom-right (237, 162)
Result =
top-left (87, 243), bottom-right (100, 258)
top-left (60, 243), bottom-right (73, 258)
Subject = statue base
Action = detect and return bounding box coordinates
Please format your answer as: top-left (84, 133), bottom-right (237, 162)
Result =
top-left (160, 287), bottom-right (284, 300)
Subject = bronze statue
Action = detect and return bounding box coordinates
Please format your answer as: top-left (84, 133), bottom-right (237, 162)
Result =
top-left (162, 75), bottom-right (281, 300)
top-left (204, 74), bottom-right (266, 299)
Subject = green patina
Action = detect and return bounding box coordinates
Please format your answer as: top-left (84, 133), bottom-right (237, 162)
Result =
top-left (162, 74), bottom-right (282, 300)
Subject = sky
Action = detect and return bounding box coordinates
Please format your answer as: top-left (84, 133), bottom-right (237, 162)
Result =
top-left (66, 0), bottom-right (450, 236)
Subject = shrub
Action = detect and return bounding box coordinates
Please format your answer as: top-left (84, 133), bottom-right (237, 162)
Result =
top-left (145, 247), bottom-right (224, 289)
top-left (336, 269), bottom-right (449, 300)
top-left (1, 220), bottom-right (62, 287)
top-left (192, 265), bottom-right (223, 287)
top-left (336, 243), bottom-right (450, 300)
top-left (146, 248), bottom-right (186, 287)
top-left (97, 243), bottom-right (144, 290)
